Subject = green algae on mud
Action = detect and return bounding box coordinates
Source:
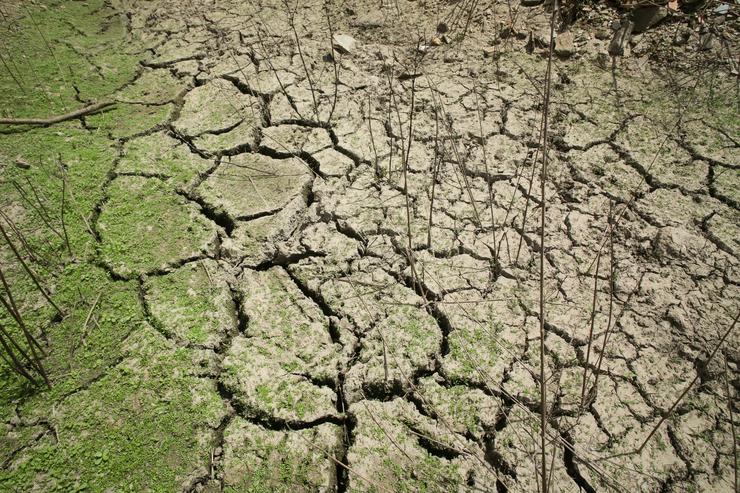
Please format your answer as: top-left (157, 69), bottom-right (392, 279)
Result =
top-left (98, 176), bottom-right (218, 278)
top-left (0, 2), bottom-right (228, 492)
top-left (144, 259), bottom-right (236, 348)
top-left (0, 0), bottom-right (141, 120)
top-left (221, 417), bottom-right (342, 493)
top-left (0, 257), bottom-right (228, 492)
top-left (1, 325), bottom-right (227, 493)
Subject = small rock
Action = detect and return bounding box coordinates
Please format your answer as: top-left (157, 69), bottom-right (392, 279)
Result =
top-left (672, 27), bottom-right (691, 46)
top-left (501, 25), bottom-right (527, 40)
top-left (483, 46), bottom-right (499, 58)
top-left (714, 3), bottom-right (730, 15)
top-left (14, 156), bottom-right (30, 169)
top-left (699, 32), bottom-right (717, 51)
top-left (610, 20), bottom-right (622, 31)
top-left (555, 31), bottom-right (575, 57)
top-left (398, 72), bottom-right (422, 81)
top-left (534, 28), bottom-right (553, 48)
top-left (436, 22), bottom-right (449, 33)
top-left (595, 28), bottom-right (611, 40)
top-left (332, 33), bottom-right (357, 55)
top-left (631, 6), bottom-right (667, 34)
top-left (595, 52), bottom-right (611, 69)
top-left (430, 36), bottom-right (442, 46)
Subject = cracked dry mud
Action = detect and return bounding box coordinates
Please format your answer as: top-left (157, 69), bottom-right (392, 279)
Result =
top-left (0, 0), bottom-right (738, 492)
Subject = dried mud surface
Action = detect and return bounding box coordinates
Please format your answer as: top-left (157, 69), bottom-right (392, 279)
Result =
top-left (1, 0), bottom-right (738, 492)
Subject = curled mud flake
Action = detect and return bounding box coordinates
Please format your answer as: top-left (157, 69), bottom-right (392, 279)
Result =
top-left (347, 398), bottom-right (496, 492)
top-left (195, 153), bottom-right (312, 221)
top-left (219, 267), bottom-right (342, 423)
top-left (173, 79), bottom-right (263, 138)
top-left (344, 304), bottom-right (442, 404)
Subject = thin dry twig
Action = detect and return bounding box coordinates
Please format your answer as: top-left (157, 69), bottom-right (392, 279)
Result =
top-left (0, 101), bottom-right (115, 126)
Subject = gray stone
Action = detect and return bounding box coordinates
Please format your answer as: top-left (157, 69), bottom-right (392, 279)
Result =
top-left (351, 13), bottom-right (384, 29)
top-left (699, 32), bottom-right (717, 51)
top-left (555, 31), bottom-right (575, 57)
top-left (332, 33), bottom-right (357, 54)
top-left (673, 27), bottom-right (691, 46)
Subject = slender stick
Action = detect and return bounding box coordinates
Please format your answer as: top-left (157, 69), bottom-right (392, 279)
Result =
top-left (81, 293), bottom-right (102, 348)
top-left (285, 1), bottom-right (320, 122)
top-left (474, 83), bottom-right (499, 267)
top-left (0, 50), bottom-right (26, 93)
top-left (591, 203), bottom-right (616, 395)
top-left (323, 0), bottom-right (340, 125)
top-left (580, 249), bottom-right (602, 409)
top-left (13, 180), bottom-right (63, 241)
top-left (0, 271), bottom-right (45, 357)
top-left (0, 210), bottom-right (42, 266)
top-left (0, 101), bottom-right (114, 126)
top-left (0, 325), bottom-right (38, 386)
top-left (367, 96), bottom-right (380, 179)
top-left (538, 3), bottom-right (558, 491)
top-left (22, 5), bottom-right (69, 111)
top-left (427, 110), bottom-right (441, 249)
top-left (0, 276), bottom-right (49, 387)
top-left (57, 156), bottom-right (73, 257)
top-left (402, 66), bottom-right (420, 296)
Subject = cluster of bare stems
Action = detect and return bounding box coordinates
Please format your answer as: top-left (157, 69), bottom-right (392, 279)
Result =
top-left (0, 160), bottom-right (74, 387)
top-left (0, 3), bottom-right (88, 389)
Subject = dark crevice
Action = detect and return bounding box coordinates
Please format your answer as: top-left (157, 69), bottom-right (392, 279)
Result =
top-left (560, 429), bottom-right (597, 493)
top-left (229, 399), bottom-right (345, 431)
top-left (406, 423), bottom-right (462, 461)
top-left (283, 267), bottom-right (341, 320)
top-left (175, 189), bottom-right (235, 235)
top-left (253, 250), bottom-right (326, 271)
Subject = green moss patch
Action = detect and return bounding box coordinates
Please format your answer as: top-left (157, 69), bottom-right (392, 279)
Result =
top-left (97, 176), bottom-right (218, 278)
top-left (0, 325), bottom-right (227, 493)
top-left (119, 131), bottom-right (213, 187)
top-left (144, 259), bottom-right (236, 348)
top-left (221, 417), bottom-right (342, 493)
